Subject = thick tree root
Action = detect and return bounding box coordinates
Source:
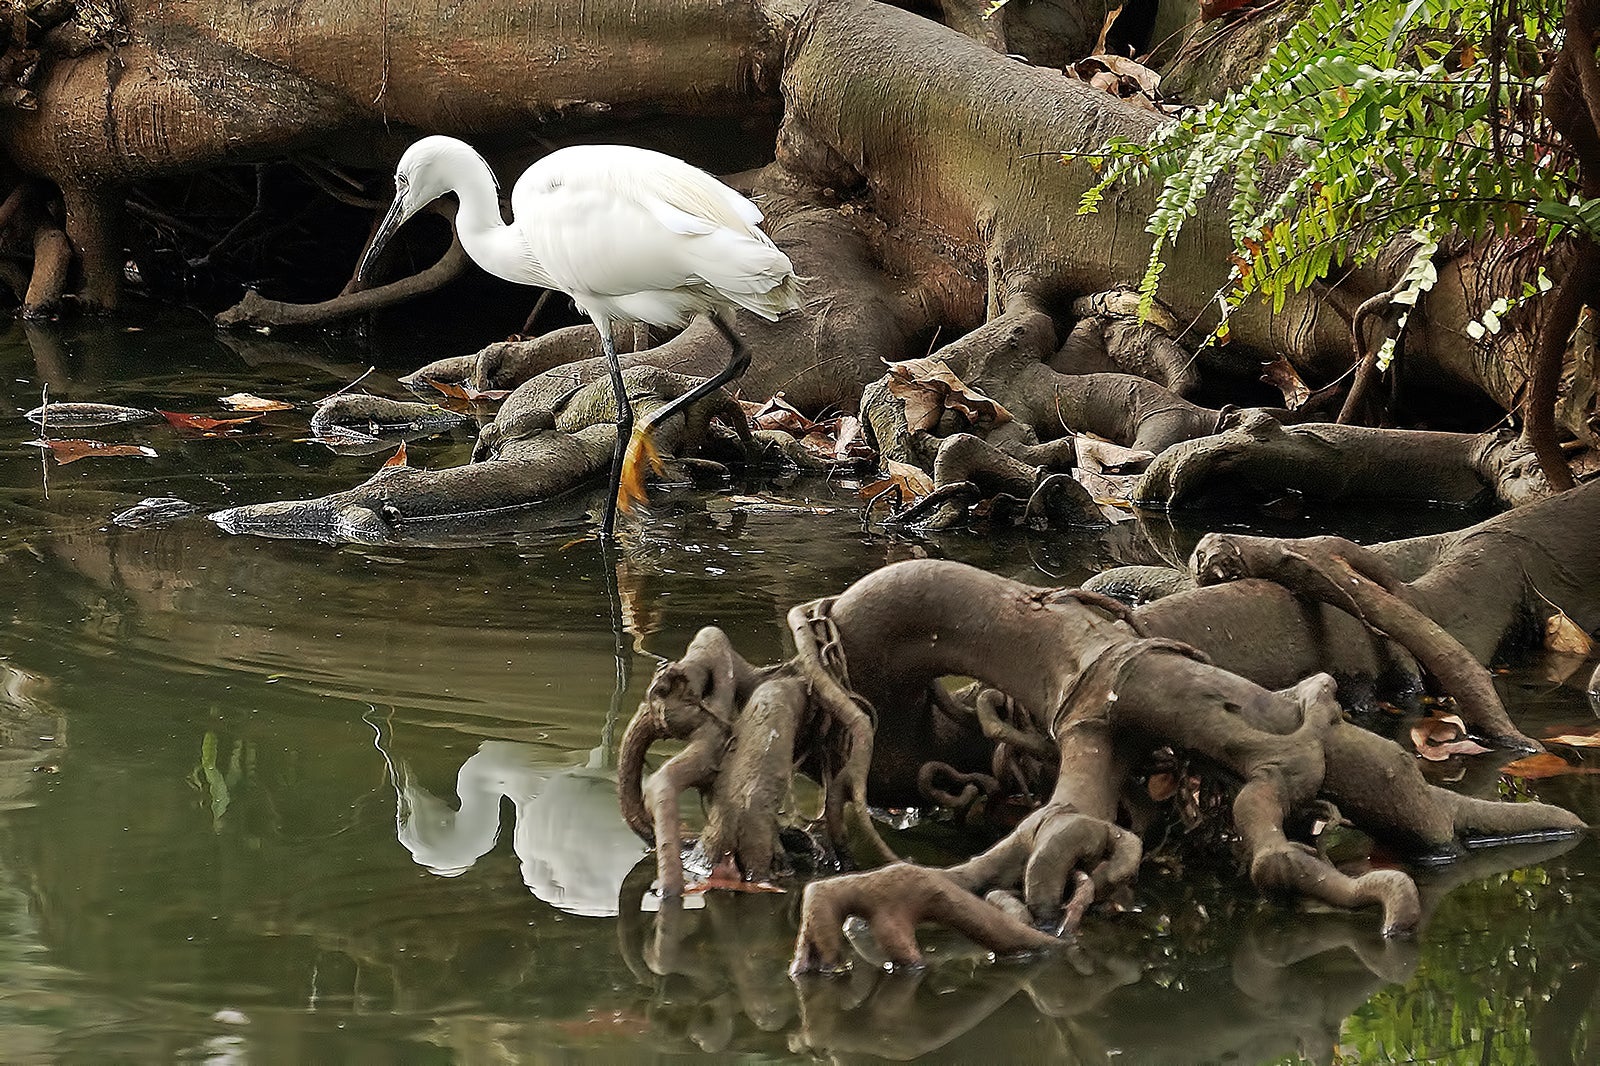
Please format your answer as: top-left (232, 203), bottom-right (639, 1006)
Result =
top-left (211, 366), bottom-right (751, 543)
top-left (1191, 532), bottom-right (1540, 750)
top-left (1136, 412), bottom-right (1548, 509)
top-left (215, 215), bottom-right (469, 329)
top-left (624, 559), bottom-right (1582, 974)
top-left (791, 862), bottom-right (1061, 973)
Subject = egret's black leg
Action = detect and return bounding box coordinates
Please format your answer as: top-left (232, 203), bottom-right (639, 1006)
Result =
top-left (598, 530), bottom-right (631, 759)
top-left (639, 312), bottom-right (751, 437)
top-left (600, 327), bottom-right (632, 538)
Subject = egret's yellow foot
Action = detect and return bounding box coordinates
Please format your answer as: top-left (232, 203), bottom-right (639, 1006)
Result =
top-left (618, 424), bottom-right (668, 513)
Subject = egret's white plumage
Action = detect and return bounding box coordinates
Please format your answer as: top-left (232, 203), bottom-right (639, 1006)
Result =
top-left (360, 135), bottom-right (799, 535)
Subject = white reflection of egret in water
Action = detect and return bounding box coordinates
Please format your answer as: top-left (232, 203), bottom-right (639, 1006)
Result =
top-left (378, 736), bottom-right (648, 918)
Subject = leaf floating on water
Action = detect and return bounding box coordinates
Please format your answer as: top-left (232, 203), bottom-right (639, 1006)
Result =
top-left (1544, 723), bottom-right (1600, 748)
top-left (219, 392), bottom-right (294, 413)
top-left (1410, 712), bottom-right (1491, 761)
top-left (383, 442), bottom-right (408, 468)
top-left (860, 459), bottom-right (934, 508)
top-left (158, 409), bottom-right (262, 435)
top-left (1545, 609), bottom-right (1594, 656)
top-left (25, 402), bottom-right (156, 428)
top-left (1500, 752), bottom-right (1600, 779)
top-left (1260, 354), bottom-right (1311, 410)
top-left (25, 439), bottom-right (157, 465)
top-left (424, 378), bottom-right (511, 403)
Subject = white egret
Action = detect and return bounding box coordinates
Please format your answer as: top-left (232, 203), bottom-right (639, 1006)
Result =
top-left (358, 136), bottom-right (801, 536)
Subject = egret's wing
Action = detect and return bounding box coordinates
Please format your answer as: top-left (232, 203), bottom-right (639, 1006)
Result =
top-left (511, 145), bottom-right (793, 320)
top-left (644, 198), bottom-right (719, 236)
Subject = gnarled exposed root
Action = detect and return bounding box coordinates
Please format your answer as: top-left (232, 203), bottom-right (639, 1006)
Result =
top-left (1191, 532), bottom-right (1540, 750)
top-left (791, 862), bottom-right (1062, 973)
top-left (788, 596), bottom-right (901, 865)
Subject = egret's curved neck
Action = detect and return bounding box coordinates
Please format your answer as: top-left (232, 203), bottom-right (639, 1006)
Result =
top-left (448, 158), bottom-right (504, 241)
top-left (446, 157), bottom-right (537, 285)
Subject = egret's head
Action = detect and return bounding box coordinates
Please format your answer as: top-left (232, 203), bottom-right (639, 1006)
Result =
top-left (357, 135), bottom-right (491, 283)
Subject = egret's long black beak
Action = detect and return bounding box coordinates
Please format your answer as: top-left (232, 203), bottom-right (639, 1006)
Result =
top-left (357, 186), bottom-right (409, 284)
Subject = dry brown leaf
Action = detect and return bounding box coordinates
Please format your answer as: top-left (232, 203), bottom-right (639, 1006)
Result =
top-left (798, 428), bottom-right (837, 460)
top-left (26, 439), bottom-right (157, 465)
top-left (860, 459), bottom-right (934, 508)
top-left (1500, 753), bottom-right (1600, 779)
top-left (1146, 772), bottom-right (1178, 801)
top-left (1076, 54), bottom-right (1162, 97)
top-left (1410, 713), bottom-right (1491, 761)
top-left (383, 442), bottom-right (408, 468)
top-left (1546, 731), bottom-right (1600, 747)
top-left (1261, 354), bottom-right (1311, 410)
top-left (1072, 468), bottom-right (1139, 523)
top-left (884, 356), bottom-right (1013, 432)
top-left (745, 394), bottom-right (814, 435)
top-left (424, 378), bottom-right (511, 403)
top-left (219, 392), bottom-right (294, 413)
top-left (1075, 435), bottom-right (1154, 475)
top-left (833, 414), bottom-right (871, 462)
top-left (1091, 4), bottom-right (1125, 56)
top-left (1545, 609), bottom-right (1594, 655)
top-left (158, 409), bottom-right (261, 434)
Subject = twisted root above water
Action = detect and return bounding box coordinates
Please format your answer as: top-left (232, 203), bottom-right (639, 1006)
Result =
top-left (617, 558), bottom-right (1586, 973)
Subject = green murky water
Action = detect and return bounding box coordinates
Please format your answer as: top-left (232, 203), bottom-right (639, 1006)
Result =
top-left (0, 312), bottom-right (1596, 1063)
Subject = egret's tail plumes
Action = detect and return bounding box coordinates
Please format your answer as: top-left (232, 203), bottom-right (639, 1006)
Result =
top-left (617, 421), bottom-right (668, 514)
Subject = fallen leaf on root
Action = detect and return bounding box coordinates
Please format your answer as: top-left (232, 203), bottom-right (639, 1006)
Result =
top-left (1075, 434), bottom-right (1153, 474)
top-left (833, 414), bottom-right (871, 461)
top-left (219, 392), bottom-right (293, 413)
top-left (798, 428), bottom-right (839, 460)
top-left (1260, 354), bottom-right (1311, 410)
top-left (742, 393), bottom-right (814, 434)
top-left (1410, 713), bottom-right (1491, 760)
top-left (25, 439), bottom-right (157, 465)
top-left (1071, 54), bottom-right (1162, 97)
top-left (883, 356), bottom-right (1012, 432)
top-left (424, 378), bottom-right (511, 402)
top-left (1072, 468), bottom-right (1140, 523)
top-left (382, 442), bottom-right (407, 468)
top-left (1500, 753), bottom-right (1600, 779)
top-left (158, 409), bottom-right (261, 434)
top-left (860, 459), bottom-right (934, 508)
top-left (1545, 609), bottom-right (1594, 655)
